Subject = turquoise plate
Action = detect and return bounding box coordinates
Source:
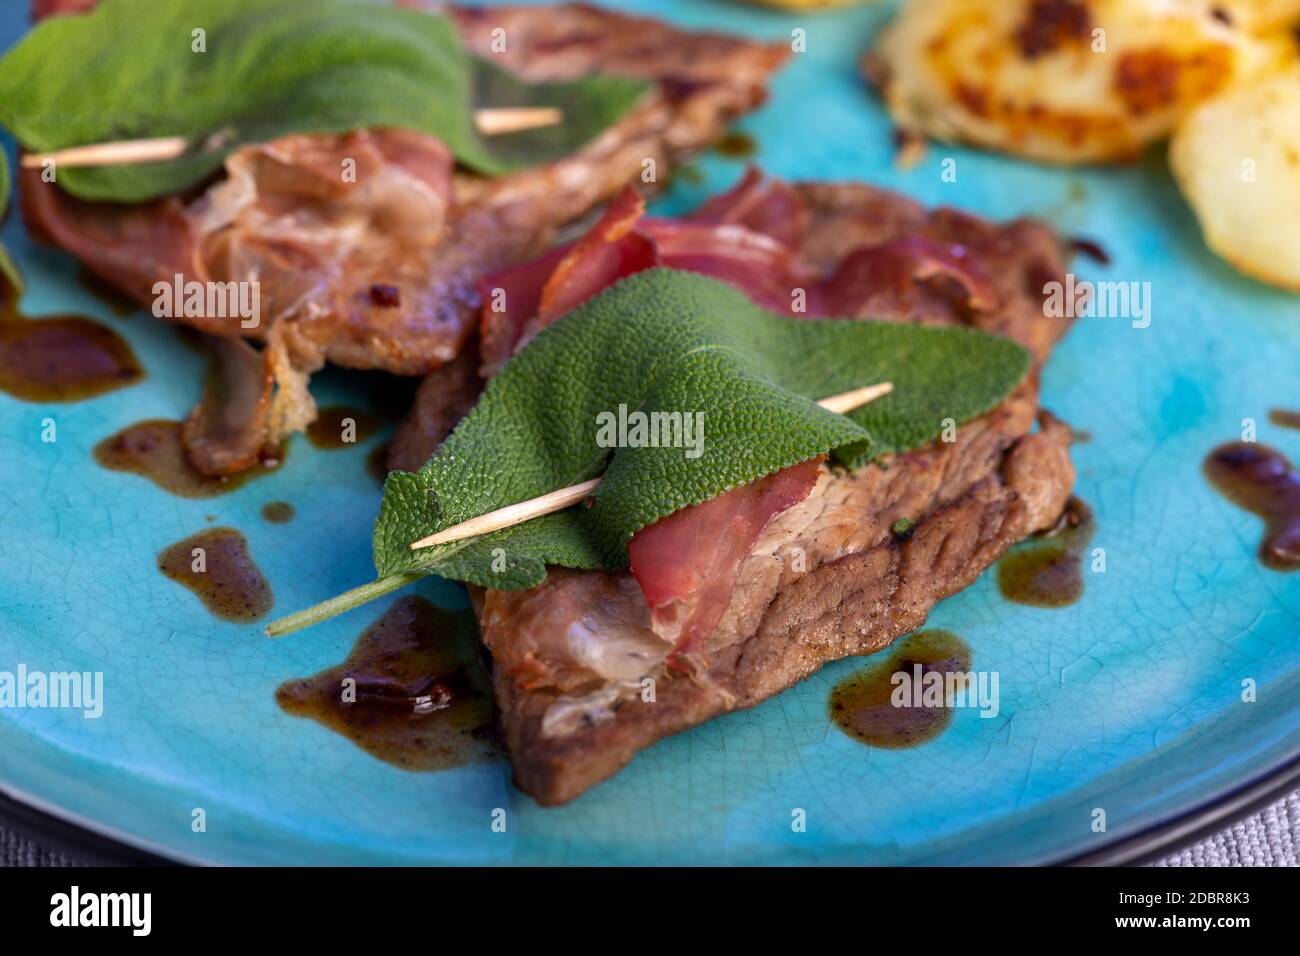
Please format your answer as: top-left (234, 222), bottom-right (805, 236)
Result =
top-left (2, 0), bottom-right (1298, 866)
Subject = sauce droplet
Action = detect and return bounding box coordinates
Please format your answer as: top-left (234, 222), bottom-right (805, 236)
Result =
top-left (1069, 236), bottom-right (1110, 266)
top-left (276, 596), bottom-right (500, 771)
top-left (1269, 409), bottom-right (1300, 431)
top-left (261, 501), bottom-right (295, 524)
top-left (715, 131), bottom-right (756, 159)
top-left (366, 441), bottom-right (391, 485)
top-left (1204, 441), bottom-right (1300, 571)
top-left (306, 405), bottom-right (380, 449)
top-left (157, 527), bottom-right (273, 622)
top-left (0, 297), bottom-right (142, 402)
top-left (997, 496), bottom-right (1094, 607)
top-left (93, 419), bottom-right (282, 498)
top-left (672, 164), bottom-right (705, 186)
top-left (829, 630), bottom-right (973, 749)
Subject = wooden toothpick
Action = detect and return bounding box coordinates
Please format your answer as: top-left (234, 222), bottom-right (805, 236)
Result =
top-left (19, 109), bottom-right (566, 170)
top-left (472, 106), bottom-right (564, 136)
top-left (815, 381), bottom-right (894, 415)
top-left (20, 136), bottom-right (190, 169)
top-left (408, 381), bottom-right (894, 552)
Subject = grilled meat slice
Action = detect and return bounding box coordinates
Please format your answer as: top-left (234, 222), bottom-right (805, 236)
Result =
top-left (387, 338), bottom-right (484, 474)
top-left (487, 400), bottom-right (1073, 804)
top-left (21, 1), bottom-right (788, 468)
top-left (471, 180), bottom-right (1076, 804)
top-left (26, 2), bottom-right (786, 376)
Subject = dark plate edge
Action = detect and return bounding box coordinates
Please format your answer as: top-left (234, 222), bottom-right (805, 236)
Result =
top-left (0, 788), bottom-right (176, 867)
top-left (1062, 748), bottom-right (1300, 867)
top-left (3, 747), bottom-right (1299, 867)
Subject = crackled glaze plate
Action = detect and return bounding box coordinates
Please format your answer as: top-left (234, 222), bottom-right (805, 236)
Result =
top-left (1, 0), bottom-right (1298, 865)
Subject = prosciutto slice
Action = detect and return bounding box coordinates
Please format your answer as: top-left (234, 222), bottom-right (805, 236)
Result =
top-left (684, 166), bottom-right (808, 247)
top-left (478, 188), bottom-right (658, 376)
top-left (815, 236), bottom-right (998, 318)
top-left (628, 458), bottom-right (825, 659)
top-left (477, 171), bottom-right (998, 370)
top-left (535, 187), bottom-right (658, 325)
top-left (476, 180), bottom-right (815, 371)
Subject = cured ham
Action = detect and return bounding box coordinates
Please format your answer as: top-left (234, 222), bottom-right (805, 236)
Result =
top-left (478, 188), bottom-right (657, 376)
top-left (628, 457), bottom-right (825, 659)
top-left (475, 170), bottom-right (1000, 372)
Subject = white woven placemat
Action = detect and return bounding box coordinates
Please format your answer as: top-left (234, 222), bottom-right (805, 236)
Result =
top-left (1152, 790), bottom-right (1299, 867)
top-left (3, 789), bottom-right (1298, 866)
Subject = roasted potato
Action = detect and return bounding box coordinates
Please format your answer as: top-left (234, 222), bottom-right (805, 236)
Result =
top-left (1216, 0), bottom-right (1300, 32)
top-left (738, 0), bottom-right (868, 8)
top-left (1170, 66), bottom-right (1300, 290)
top-left (871, 0), bottom-right (1293, 164)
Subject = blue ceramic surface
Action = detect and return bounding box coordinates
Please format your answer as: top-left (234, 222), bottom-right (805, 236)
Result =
top-left (1, 0), bottom-right (1297, 865)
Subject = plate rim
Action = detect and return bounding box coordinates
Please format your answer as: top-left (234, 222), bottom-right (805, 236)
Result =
top-left (4, 744), bottom-right (1298, 867)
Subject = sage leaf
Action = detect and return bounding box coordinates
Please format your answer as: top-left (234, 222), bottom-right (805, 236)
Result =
top-left (0, 0), bottom-right (648, 202)
top-left (374, 268), bottom-right (1031, 585)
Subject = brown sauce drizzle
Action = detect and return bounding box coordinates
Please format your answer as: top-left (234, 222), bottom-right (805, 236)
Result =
top-left (367, 442), bottom-right (391, 485)
top-left (157, 527), bottom-right (273, 622)
top-left (1, 295), bottom-right (143, 402)
top-left (1204, 441), bottom-right (1300, 571)
top-left (1269, 409), bottom-right (1300, 431)
top-left (351, 368), bottom-right (420, 423)
top-left (306, 405), bottom-right (380, 449)
top-left (997, 496), bottom-right (1094, 607)
top-left (276, 596), bottom-right (500, 771)
top-left (672, 164), bottom-right (705, 186)
top-left (829, 630), bottom-right (973, 749)
top-left (172, 325), bottom-right (207, 354)
top-left (715, 131), bottom-right (756, 159)
top-left (93, 419), bottom-right (282, 498)
top-left (261, 501), bottom-right (295, 524)
top-left (1069, 236), bottom-right (1110, 267)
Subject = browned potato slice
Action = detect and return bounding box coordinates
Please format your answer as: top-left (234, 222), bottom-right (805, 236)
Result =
top-left (737, 0), bottom-right (868, 8)
top-left (1170, 66), bottom-right (1300, 290)
top-left (872, 0), bottom-right (1291, 164)
top-left (1216, 0), bottom-right (1300, 32)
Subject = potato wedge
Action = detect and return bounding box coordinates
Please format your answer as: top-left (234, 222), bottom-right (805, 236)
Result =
top-left (737, 0), bottom-right (868, 8)
top-left (1170, 66), bottom-right (1300, 290)
top-left (1216, 0), bottom-right (1300, 32)
top-left (871, 0), bottom-right (1292, 164)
